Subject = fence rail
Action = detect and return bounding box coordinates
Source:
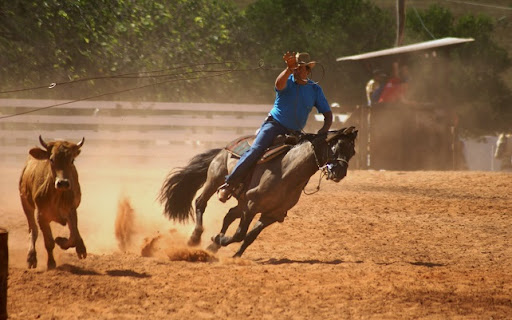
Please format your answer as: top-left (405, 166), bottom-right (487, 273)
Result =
top-left (0, 99), bottom-right (271, 166)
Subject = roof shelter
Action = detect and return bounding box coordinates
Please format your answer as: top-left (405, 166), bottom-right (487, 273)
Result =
top-left (336, 37), bottom-right (474, 62)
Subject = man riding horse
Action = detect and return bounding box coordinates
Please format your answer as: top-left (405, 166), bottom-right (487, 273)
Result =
top-left (217, 51), bottom-right (333, 202)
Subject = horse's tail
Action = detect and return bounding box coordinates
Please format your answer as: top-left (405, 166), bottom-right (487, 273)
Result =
top-left (158, 148), bottom-right (223, 223)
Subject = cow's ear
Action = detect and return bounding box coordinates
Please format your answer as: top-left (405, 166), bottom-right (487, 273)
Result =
top-left (29, 148), bottom-right (49, 160)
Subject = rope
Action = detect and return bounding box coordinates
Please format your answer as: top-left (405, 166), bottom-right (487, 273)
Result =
top-left (303, 169), bottom-right (326, 195)
top-left (0, 61), bottom-right (241, 95)
top-left (303, 139), bottom-right (330, 195)
top-left (0, 61), bottom-right (274, 120)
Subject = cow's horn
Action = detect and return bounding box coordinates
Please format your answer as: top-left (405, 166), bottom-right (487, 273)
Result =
top-left (39, 135), bottom-right (49, 149)
top-left (77, 137), bottom-right (85, 148)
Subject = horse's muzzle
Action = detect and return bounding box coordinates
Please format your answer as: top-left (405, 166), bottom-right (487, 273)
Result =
top-left (325, 162), bottom-right (348, 182)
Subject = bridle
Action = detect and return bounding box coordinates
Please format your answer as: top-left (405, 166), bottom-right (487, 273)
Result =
top-left (304, 134), bottom-right (350, 195)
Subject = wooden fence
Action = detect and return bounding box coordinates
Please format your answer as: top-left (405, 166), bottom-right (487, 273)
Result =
top-left (0, 99), bottom-right (272, 166)
top-left (0, 228), bottom-right (7, 320)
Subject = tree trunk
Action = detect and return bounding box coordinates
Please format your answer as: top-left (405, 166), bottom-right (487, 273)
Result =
top-left (396, 0), bottom-right (406, 47)
top-left (0, 228), bottom-right (7, 320)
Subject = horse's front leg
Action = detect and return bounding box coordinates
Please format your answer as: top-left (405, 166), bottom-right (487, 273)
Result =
top-left (214, 208), bottom-right (255, 247)
top-left (233, 215), bottom-right (277, 258)
top-left (207, 205), bottom-right (243, 252)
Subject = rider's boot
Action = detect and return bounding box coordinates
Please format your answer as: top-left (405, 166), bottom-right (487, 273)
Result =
top-left (217, 183), bottom-right (232, 203)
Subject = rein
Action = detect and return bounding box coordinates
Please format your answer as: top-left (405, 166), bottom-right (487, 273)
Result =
top-left (303, 137), bottom-right (334, 195)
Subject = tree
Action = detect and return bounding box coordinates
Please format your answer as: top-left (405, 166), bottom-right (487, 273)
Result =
top-left (237, 0), bottom-right (394, 105)
top-left (0, 0), bottom-right (244, 102)
top-left (406, 4), bottom-right (512, 134)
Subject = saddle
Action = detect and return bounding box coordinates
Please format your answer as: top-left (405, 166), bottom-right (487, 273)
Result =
top-left (225, 133), bottom-right (301, 164)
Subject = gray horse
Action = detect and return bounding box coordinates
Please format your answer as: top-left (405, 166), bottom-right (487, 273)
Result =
top-left (159, 127), bottom-right (358, 257)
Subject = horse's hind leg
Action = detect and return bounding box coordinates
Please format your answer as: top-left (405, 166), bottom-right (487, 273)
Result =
top-left (207, 205), bottom-right (242, 252)
top-left (188, 179), bottom-right (222, 246)
top-left (233, 215), bottom-right (277, 258)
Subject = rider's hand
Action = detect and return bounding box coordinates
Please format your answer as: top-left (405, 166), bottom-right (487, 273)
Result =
top-left (283, 51), bottom-right (298, 70)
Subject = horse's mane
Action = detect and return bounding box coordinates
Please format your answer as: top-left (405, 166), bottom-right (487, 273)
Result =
top-left (285, 139), bottom-right (315, 168)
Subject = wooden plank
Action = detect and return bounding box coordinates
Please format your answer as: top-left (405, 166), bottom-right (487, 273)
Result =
top-left (0, 130), bottom-right (252, 144)
top-left (0, 99), bottom-right (271, 113)
top-left (0, 144), bottom-right (228, 158)
top-left (0, 114), bottom-right (264, 128)
top-left (0, 228), bottom-right (7, 320)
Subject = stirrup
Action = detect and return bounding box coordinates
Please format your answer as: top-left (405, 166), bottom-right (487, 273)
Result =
top-left (217, 183), bottom-right (233, 203)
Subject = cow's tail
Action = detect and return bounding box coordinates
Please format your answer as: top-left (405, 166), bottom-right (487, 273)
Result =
top-left (158, 148), bottom-right (223, 223)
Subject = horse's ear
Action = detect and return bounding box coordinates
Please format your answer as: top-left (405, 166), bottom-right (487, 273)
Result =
top-left (343, 126), bottom-right (355, 135)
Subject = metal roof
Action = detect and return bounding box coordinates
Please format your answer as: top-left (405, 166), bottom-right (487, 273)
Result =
top-left (336, 37), bottom-right (474, 62)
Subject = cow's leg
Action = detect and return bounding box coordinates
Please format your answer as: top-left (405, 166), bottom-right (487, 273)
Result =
top-left (38, 217), bottom-right (56, 270)
top-left (206, 205), bottom-right (242, 253)
top-left (233, 215), bottom-right (277, 258)
top-left (55, 209), bottom-right (86, 259)
top-left (22, 200), bottom-right (38, 269)
top-left (188, 178), bottom-right (222, 246)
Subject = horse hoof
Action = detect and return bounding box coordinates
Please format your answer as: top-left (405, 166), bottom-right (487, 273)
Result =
top-left (206, 242), bottom-right (221, 253)
top-left (211, 233), bottom-right (224, 245)
top-left (187, 236), bottom-right (201, 247)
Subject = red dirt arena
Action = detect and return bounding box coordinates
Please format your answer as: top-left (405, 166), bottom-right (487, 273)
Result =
top-left (1, 158), bottom-right (511, 319)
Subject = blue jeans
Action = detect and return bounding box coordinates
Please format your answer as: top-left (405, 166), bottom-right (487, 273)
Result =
top-left (226, 116), bottom-right (289, 185)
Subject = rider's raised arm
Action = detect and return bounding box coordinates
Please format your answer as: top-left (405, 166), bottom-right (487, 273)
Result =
top-left (275, 68), bottom-right (293, 91)
top-left (276, 51), bottom-right (298, 91)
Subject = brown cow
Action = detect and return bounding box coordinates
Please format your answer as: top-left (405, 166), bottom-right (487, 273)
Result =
top-left (19, 136), bottom-right (87, 270)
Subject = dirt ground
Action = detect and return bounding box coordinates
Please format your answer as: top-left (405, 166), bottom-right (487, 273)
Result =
top-left (1, 158), bottom-right (511, 319)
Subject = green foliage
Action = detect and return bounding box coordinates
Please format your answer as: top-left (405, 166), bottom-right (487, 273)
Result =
top-left (239, 0), bottom-right (394, 104)
top-left (0, 0), bottom-right (243, 101)
top-left (0, 0), bottom-right (510, 134)
top-left (405, 4), bottom-right (511, 134)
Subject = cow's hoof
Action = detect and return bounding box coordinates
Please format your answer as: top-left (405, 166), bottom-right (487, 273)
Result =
top-left (206, 242), bottom-right (221, 253)
top-left (27, 252), bottom-right (37, 269)
top-left (76, 241), bottom-right (87, 259)
top-left (55, 237), bottom-right (69, 249)
top-left (47, 259), bottom-right (56, 270)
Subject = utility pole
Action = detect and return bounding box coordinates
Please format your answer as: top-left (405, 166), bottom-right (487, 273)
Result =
top-left (396, 0), bottom-right (406, 46)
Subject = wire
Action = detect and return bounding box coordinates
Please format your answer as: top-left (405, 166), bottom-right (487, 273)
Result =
top-left (443, 0), bottom-right (512, 10)
top-left (411, 2), bottom-right (437, 40)
top-left (0, 59), bottom-right (312, 120)
top-left (0, 69), bottom-right (236, 120)
top-left (0, 61), bottom-right (239, 94)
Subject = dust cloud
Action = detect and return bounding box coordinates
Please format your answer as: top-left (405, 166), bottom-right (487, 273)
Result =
top-left (0, 143), bottom-right (237, 269)
top-left (117, 196), bottom-right (218, 262)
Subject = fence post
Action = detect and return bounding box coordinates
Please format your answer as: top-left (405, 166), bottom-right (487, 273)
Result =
top-left (0, 228), bottom-right (7, 320)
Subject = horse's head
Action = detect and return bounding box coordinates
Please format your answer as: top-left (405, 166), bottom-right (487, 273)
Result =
top-left (323, 126), bottom-right (358, 182)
